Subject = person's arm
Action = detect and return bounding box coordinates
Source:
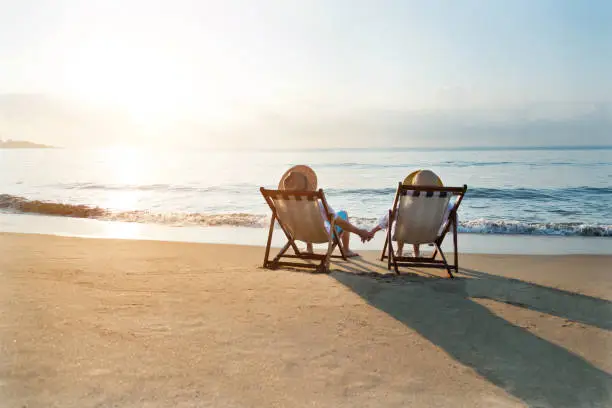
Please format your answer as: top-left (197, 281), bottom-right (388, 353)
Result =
top-left (369, 225), bottom-right (383, 235)
top-left (334, 217), bottom-right (370, 241)
top-left (320, 200), bottom-right (370, 241)
top-left (367, 213), bottom-right (389, 236)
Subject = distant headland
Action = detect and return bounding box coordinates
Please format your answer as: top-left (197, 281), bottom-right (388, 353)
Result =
top-left (0, 139), bottom-right (56, 148)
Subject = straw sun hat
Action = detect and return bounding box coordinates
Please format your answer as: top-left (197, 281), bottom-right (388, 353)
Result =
top-left (403, 169), bottom-right (443, 186)
top-left (278, 165), bottom-right (318, 190)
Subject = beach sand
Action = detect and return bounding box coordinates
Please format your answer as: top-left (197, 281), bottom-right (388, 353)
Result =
top-left (1, 232), bottom-right (611, 407)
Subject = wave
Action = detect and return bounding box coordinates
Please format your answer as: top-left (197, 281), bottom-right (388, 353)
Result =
top-left (313, 161), bottom-right (512, 169)
top-left (1, 194), bottom-right (610, 237)
top-left (438, 160), bottom-right (514, 167)
top-left (104, 211), bottom-right (268, 227)
top-left (0, 193), bottom-right (106, 217)
top-left (55, 182), bottom-right (246, 193)
top-left (314, 160), bottom-right (605, 169)
top-left (39, 183), bottom-right (612, 203)
top-left (327, 186), bottom-right (612, 201)
top-left (352, 218), bottom-right (610, 237)
top-left (0, 194), bottom-right (267, 227)
top-left (467, 187), bottom-right (612, 200)
top-left (456, 219), bottom-right (611, 237)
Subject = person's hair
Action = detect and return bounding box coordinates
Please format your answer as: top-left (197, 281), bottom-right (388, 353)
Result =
top-left (413, 170), bottom-right (441, 186)
top-left (282, 172), bottom-right (308, 191)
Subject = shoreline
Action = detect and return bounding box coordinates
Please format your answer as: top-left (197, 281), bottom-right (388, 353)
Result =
top-left (2, 212), bottom-right (612, 255)
top-left (3, 230), bottom-right (612, 264)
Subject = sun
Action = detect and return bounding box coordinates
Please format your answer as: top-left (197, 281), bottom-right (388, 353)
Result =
top-left (60, 41), bottom-right (224, 126)
top-left (81, 55), bottom-right (193, 123)
top-left (55, 31), bottom-right (273, 137)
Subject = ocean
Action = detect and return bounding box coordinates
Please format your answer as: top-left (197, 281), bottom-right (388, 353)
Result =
top-left (1, 146), bottom-right (611, 239)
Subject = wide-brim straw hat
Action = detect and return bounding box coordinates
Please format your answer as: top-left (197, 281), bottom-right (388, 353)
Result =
top-left (278, 165), bottom-right (318, 190)
top-left (403, 169), bottom-right (443, 186)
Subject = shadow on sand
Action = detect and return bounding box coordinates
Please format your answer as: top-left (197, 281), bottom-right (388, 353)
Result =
top-left (330, 259), bottom-right (612, 407)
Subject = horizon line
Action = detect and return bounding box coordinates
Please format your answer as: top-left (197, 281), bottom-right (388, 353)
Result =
top-left (24, 144), bottom-right (612, 152)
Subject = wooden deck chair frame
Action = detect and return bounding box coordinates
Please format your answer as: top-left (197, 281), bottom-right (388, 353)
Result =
top-left (260, 187), bottom-right (348, 273)
top-left (380, 183), bottom-right (467, 278)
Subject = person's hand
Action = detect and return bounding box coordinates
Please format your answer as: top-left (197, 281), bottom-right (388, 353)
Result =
top-left (365, 229), bottom-right (377, 242)
top-left (357, 229), bottom-right (374, 243)
top-left (358, 229), bottom-right (371, 243)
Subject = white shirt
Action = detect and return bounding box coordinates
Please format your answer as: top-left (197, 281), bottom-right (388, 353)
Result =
top-left (319, 201), bottom-right (337, 234)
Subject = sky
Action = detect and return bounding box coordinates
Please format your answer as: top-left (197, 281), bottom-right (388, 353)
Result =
top-left (0, 0), bottom-right (611, 148)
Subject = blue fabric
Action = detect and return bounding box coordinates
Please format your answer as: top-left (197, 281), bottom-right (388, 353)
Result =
top-left (335, 210), bottom-right (348, 234)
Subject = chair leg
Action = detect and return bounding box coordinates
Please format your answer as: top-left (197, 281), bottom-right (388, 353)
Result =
top-left (387, 230), bottom-right (393, 270)
top-left (263, 216), bottom-right (275, 268)
top-left (380, 235), bottom-right (388, 261)
top-left (334, 228), bottom-right (347, 261)
top-left (431, 246), bottom-right (438, 260)
top-left (452, 216), bottom-right (459, 272)
top-left (389, 238), bottom-right (399, 274)
top-left (317, 253), bottom-right (329, 273)
top-left (330, 242), bottom-right (338, 256)
top-left (387, 210), bottom-right (394, 270)
top-left (436, 244), bottom-right (454, 279)
top-left (321, 231), bottom-right (336, 273)
top-left (393, 252), bottom-right (399, 275)
top-left (273, 242), bottom-right (292, 264)
top-left (278, 223), bottom-right (300, 255)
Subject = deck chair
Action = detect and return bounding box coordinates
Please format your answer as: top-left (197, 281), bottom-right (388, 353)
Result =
top-left (260, 187), bottom-right (347, 273)
top-left (381, 183), bottom-right (467, 278)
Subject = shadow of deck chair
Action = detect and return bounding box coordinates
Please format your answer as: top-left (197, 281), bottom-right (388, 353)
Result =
top-left (260, 187), bottom-right (347, 273)
top-left (381, 183), bottom-right (467, 278)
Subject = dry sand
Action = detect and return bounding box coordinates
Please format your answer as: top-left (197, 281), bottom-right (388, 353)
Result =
top-left (1, 232), bottom-right (611, 407)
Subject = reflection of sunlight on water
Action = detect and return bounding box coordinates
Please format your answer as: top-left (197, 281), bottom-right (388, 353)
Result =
top-left (100, 220), bottom-right (144, 240)
top-left (101, 147), bottom-right (151, 211)
top-left (104, 190), bottom-right (142, 211)
top-left (104, 147), bottom-right (150, 185)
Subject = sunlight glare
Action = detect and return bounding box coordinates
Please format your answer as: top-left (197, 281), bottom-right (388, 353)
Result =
top-left (61, 41), bottom-right (238, 126)
top-left (106, 147), bottom-right (149, 185)
top-left (100, 219), bottom-right (144, 240)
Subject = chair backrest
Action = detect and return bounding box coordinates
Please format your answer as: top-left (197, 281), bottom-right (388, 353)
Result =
top-left (261, 188), bottom-right (331, 244)
top-left (392, 184), bottom-right (467, 244)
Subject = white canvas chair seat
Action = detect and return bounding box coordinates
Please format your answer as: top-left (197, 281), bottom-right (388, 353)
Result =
top-left (381, 183), bottom-right (467, 278)
top-left (393, 192), bottom-right (451, 244)
top-left (271, 197), bottom-right (330, 244)
top-left (260, 188), bottom-right (347, 273)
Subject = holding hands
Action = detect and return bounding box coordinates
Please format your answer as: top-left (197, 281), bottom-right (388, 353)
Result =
top-left (357, 228), bottom-right (377, 243)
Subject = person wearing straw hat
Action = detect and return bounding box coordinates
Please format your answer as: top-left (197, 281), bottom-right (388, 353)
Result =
top-left (280, 165), bottom-right (371, 257)
top-left (367, 169), bottom-right (449, 257)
